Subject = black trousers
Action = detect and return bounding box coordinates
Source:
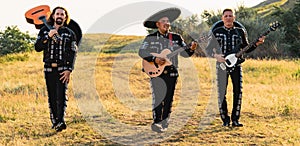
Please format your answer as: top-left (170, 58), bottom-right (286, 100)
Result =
top-left (44, 68), bottom-right (68, 125)
top-left (217, 64), bottom-right (243, 122)
top-left (150, 66), bottom-right (178, 124)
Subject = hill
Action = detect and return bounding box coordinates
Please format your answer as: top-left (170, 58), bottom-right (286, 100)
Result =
top-left (81, 33), bottom-right (144, 53)
top-left (253, 0), bottom-right (296, 15)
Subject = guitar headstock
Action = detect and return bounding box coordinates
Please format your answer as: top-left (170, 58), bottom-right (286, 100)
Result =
top-left (269, 21), bottom-right (281, 31)
top-left (195, 34), bottom-right (210, 43)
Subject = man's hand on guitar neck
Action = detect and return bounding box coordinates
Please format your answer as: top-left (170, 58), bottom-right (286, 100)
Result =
top-left (48, 29), bottom-right (59, 38)
top-left (190, 41), bottom-right (198, 50)
top-left (255, 36), bottom-right (266, 46)
top-left (155, 57), bottom-right (166, 65)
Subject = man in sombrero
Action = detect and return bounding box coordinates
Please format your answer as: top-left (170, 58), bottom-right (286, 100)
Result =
top-left (139, 7), bottom-right (197, 133)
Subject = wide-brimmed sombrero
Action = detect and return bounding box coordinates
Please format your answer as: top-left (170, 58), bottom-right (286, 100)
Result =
top-left (143, 7), bottom-right (181, 29)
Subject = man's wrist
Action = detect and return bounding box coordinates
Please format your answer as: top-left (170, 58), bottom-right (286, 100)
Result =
top-left (152, 56), bottom-right (156, 62)
top-left (253, 43), bottom-right (258, 48)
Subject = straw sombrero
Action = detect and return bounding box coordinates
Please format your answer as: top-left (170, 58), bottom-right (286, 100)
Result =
top-left (143, 7), bottom-right (181, 29)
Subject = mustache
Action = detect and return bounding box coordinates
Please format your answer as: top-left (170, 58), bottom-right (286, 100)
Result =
top-left (56, 18), bottom-right (63, 21)
top-left (55, 18), bottom-right (64, 25)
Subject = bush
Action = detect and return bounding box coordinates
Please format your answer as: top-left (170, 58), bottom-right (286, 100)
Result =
top-left (0, 26), bottom-right (36, 56)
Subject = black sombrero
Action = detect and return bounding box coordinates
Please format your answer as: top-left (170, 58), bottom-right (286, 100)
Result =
top-left (143, 7), bottom-right (181, 29)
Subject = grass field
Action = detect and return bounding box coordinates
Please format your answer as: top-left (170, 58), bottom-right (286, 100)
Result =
top-left (0, 52), bottom-right (299, 145)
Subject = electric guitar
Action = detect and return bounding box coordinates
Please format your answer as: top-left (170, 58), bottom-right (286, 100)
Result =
top-left (25, 5), bottom-right (82, 45)
top-left (222, 21), bottom-right (281, 71)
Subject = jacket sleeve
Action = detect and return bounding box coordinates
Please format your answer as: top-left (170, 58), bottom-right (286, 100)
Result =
top-left (138, 36), bottom-right (156, 62)
top-left (34, 27), bottom-right (49, 52)
top-left (66, 29), bottom-right (78, 71)
top-left (178, 35), bottom-right (195, 58)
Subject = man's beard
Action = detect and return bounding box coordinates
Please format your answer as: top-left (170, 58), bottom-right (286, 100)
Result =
top-left (55, 18), bottom-right (64, 25)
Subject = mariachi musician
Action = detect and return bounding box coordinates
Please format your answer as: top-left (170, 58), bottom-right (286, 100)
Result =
top-left (206, 8), bottom-right (265, 127)
top-left (32, 6), bottom-right (81, 132)
top-left (138, 7), bottom-right (197, 133)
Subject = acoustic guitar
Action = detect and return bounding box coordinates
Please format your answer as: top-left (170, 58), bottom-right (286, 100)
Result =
top-left (142, 48), bottom-right (185, 78)
top-left (25, 5), bottom-right (82, 45)
top-left (25, 5), bottom-right (51, 29)
top-left (142, 36), bottom-right (209, 78)
top-left (25, 5), bottom-right (60, 42)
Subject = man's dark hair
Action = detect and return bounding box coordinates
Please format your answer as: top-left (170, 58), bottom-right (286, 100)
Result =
top-left (48, 6), bottom-right (70, 26)
top-left (222, 8), bottom-right (235, 15)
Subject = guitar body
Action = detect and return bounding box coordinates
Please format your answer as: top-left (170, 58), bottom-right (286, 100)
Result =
top-left (25, 5), bottom-right (51, 29)
top-left (224, 54), bottom-right (238, 68)
top-left (142, 49), bottom-right (172, 78)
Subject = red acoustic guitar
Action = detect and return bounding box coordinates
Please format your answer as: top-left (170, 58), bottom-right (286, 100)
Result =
top-left (25, 5), bottom-right (51, 29)
top-left (25, 5), bottom-right (82, 45)
top-left (25, 5), bottom-right (61, 42)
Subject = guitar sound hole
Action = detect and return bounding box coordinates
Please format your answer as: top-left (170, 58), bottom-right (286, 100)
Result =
top-left (32, 9), bottom-right (44, 15)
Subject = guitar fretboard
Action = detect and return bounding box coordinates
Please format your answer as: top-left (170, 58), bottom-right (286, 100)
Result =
top-left (236, 27), bottom-right (273, 58)
top-left (166, 47), bottom-right (185, 59)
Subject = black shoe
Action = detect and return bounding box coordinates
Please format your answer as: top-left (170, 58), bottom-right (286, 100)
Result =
top-left (222, 118), bottom-right (230, 127)
top-left (222, 121), bottom-right (230, 127)
top-left (151, 123), bottom-right (164, 133)
top-left (55, 122), bottom-right (67, 132)
top-left (232, 121), bottom-right (243, 127)
top-left (161, 119), bottom-right (169, 130)
top-left (51, 123), bottom-right (58, 129)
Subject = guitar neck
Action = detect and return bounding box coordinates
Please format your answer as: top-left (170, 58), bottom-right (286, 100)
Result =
top-left (166, 47), bottom-right (186, 59)
top-left (39, 16), bottom-right (52, 30)
top-left (236, 29), bottom-right (271, 58)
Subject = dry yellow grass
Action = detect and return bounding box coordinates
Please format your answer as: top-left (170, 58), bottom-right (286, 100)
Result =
top-left (0, 52), bottom-right (299, 145)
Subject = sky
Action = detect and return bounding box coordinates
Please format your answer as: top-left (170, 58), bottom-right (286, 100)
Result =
top-left (1, 0), bottom-right (265, 36)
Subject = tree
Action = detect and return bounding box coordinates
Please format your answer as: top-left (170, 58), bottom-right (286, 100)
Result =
top-left (0, 26), bottom-right (36, 56)
top-left (235, 5), bottom-right (257, 20)
top-left (271, 0), bottom-right (300, 57)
